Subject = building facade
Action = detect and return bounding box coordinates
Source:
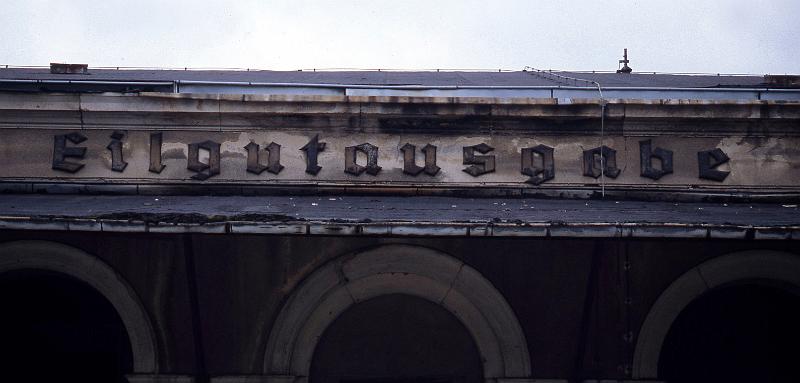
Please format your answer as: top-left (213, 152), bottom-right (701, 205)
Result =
top-left (0, 67), bottom-right (798, 382)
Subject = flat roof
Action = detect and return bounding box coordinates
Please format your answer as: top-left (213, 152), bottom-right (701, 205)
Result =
top-left (0, 67), bottom-right (773, 88)
top-left (0, 195), bottom-right (796, 239)
top-left (4, 67), bottom-right (799, 101)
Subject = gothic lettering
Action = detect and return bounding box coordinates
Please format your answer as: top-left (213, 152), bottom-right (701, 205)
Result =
top-left (582, 145), bottom-right (620, 179)
top-left (698, 148), bottom-right (730, 181)
top-left (300, 135), bottom-right (326, 175)
top-left (106, 131), bottom-right (128, 172)
top-left (37, 132), bottom-right (756, 185)
top-left (245, 141), bottom-right (284, 175)
top-left (463, 143), bottom-right (495, 177)
top-left (639, 139), bottom-right (673, 180)
top-left (149, 132), bottom-right (166, 174)
top-left (521, 144), bottom-right (555, 185)
top-left (187, 140), bottom-right (221, 181)
top-left (400, 143), bottom-right (440, 176)
top-left (345, 143), bottom-right (381, 176)
top-left (52, 132), bottom-right (87, 173)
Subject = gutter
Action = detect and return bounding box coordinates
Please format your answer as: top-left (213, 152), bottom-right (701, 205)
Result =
top-left (0, 216), bottom-right (797, 240)
top-left (175, 80), bottom-right (798, 93)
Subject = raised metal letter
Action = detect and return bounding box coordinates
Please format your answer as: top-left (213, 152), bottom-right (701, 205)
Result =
top-left (463, 143), bottom-right (495, 177)
top-left (300, 134), bottom-right (326, 175)
top-left (52, 132), bottom-right (87, 173)
top-left (245, 141), bottom-right (284, 175)
top-left (582, 145), bottom-right (620, 179)
top-left (187, 140), bottom-right (221, 181)
top-left (400, 143), bottom-right (440, 176)
top-left (345, 143), bottom-right (381, 176)
top-left (698, 148), bottom-right (730, 181)
top-left (149, 132), bottom-right (166, 174)
top-left (521, 144), bottom-right (555, 185)
top-left (106, 131), bottom-right (128, 172)
top-left (639, 139), bottom-right (673, 180)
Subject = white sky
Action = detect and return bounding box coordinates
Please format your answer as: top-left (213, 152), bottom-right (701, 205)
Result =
top-left (2, 0), bottom-right (798, 74)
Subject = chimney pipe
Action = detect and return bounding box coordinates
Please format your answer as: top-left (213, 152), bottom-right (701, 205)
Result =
top-left (50, 63), bottom-right (89, 74)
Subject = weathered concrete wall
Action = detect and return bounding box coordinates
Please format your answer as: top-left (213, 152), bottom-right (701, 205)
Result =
top-left (2, 93), bottom-right (798, 195)
top-left (1, 92), bottom-right (799, 380)
top-left (0, 231), bottom-right (797, 379)
top-left (1, 129), bottom-right (799, 189)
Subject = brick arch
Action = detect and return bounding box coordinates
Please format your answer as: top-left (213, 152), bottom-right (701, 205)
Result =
top-left (263, 244), bottom-right (531, 383)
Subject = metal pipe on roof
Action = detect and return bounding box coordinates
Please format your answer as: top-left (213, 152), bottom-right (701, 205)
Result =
top-left (0, 79), bottom-right (174, 86)
top-left (173, 80), bottom-right (797, 92)
top-left (2, 79), bottom-right (800, 102)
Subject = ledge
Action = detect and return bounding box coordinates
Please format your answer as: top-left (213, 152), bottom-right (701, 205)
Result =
top-left (0, 195), bottom-right (796, 239)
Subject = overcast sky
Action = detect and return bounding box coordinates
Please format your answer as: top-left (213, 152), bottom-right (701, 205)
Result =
top-left (2, 0), bottom-right (797, 74)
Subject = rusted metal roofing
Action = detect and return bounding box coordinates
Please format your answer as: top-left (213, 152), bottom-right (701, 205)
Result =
top-left (0, 195), bottom-right (797, 239)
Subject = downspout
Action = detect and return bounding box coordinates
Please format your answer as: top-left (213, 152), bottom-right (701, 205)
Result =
top-left (523, 67), bottom-right (607, 197)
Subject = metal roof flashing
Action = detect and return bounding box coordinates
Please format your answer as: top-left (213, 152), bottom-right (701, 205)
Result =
top-left (1, 67), bottom-right (799, 101)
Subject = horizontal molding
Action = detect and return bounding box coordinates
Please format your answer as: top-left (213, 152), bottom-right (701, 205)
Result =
top-left (205, 377), bottom-right (665, 383)
top-left (126, 375), bottom-right (196, 383)
top-left (0, 93), bottom-right (799, 136)
top-left (2, 181), bottom-right (799, 203)
top-left (1, 216), bottom-right (797, 240)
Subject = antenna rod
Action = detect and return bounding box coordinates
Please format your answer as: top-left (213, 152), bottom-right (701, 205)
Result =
top-left (617, 48), bottom-right (633, 74)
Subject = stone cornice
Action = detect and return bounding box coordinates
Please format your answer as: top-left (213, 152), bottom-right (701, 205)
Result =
top-left (0, 92), bottom-right (799, 137)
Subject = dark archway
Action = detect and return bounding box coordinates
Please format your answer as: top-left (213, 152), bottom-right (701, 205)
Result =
top-left (264, 244), bottom-right (530, 380)
top-left (310, 294), bottom-right (483, 383)
top-left (659, 284), bottom-right (800, 382)
top-left (0, 269), bottom-right (134, 382)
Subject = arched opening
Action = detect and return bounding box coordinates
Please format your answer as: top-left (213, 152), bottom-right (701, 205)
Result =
top-left (0, 240), bottom-right (158, 376)
top-left (633, 250), bottom-right (800, 380)
top-left (310, 294), bottom-right (483, 383)
top-left (0, 269), bottom-right (134, 382)
top-left (659, 284), bottom-right (800, 382)
top-left (264, 244), bottom-right (530, 382)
